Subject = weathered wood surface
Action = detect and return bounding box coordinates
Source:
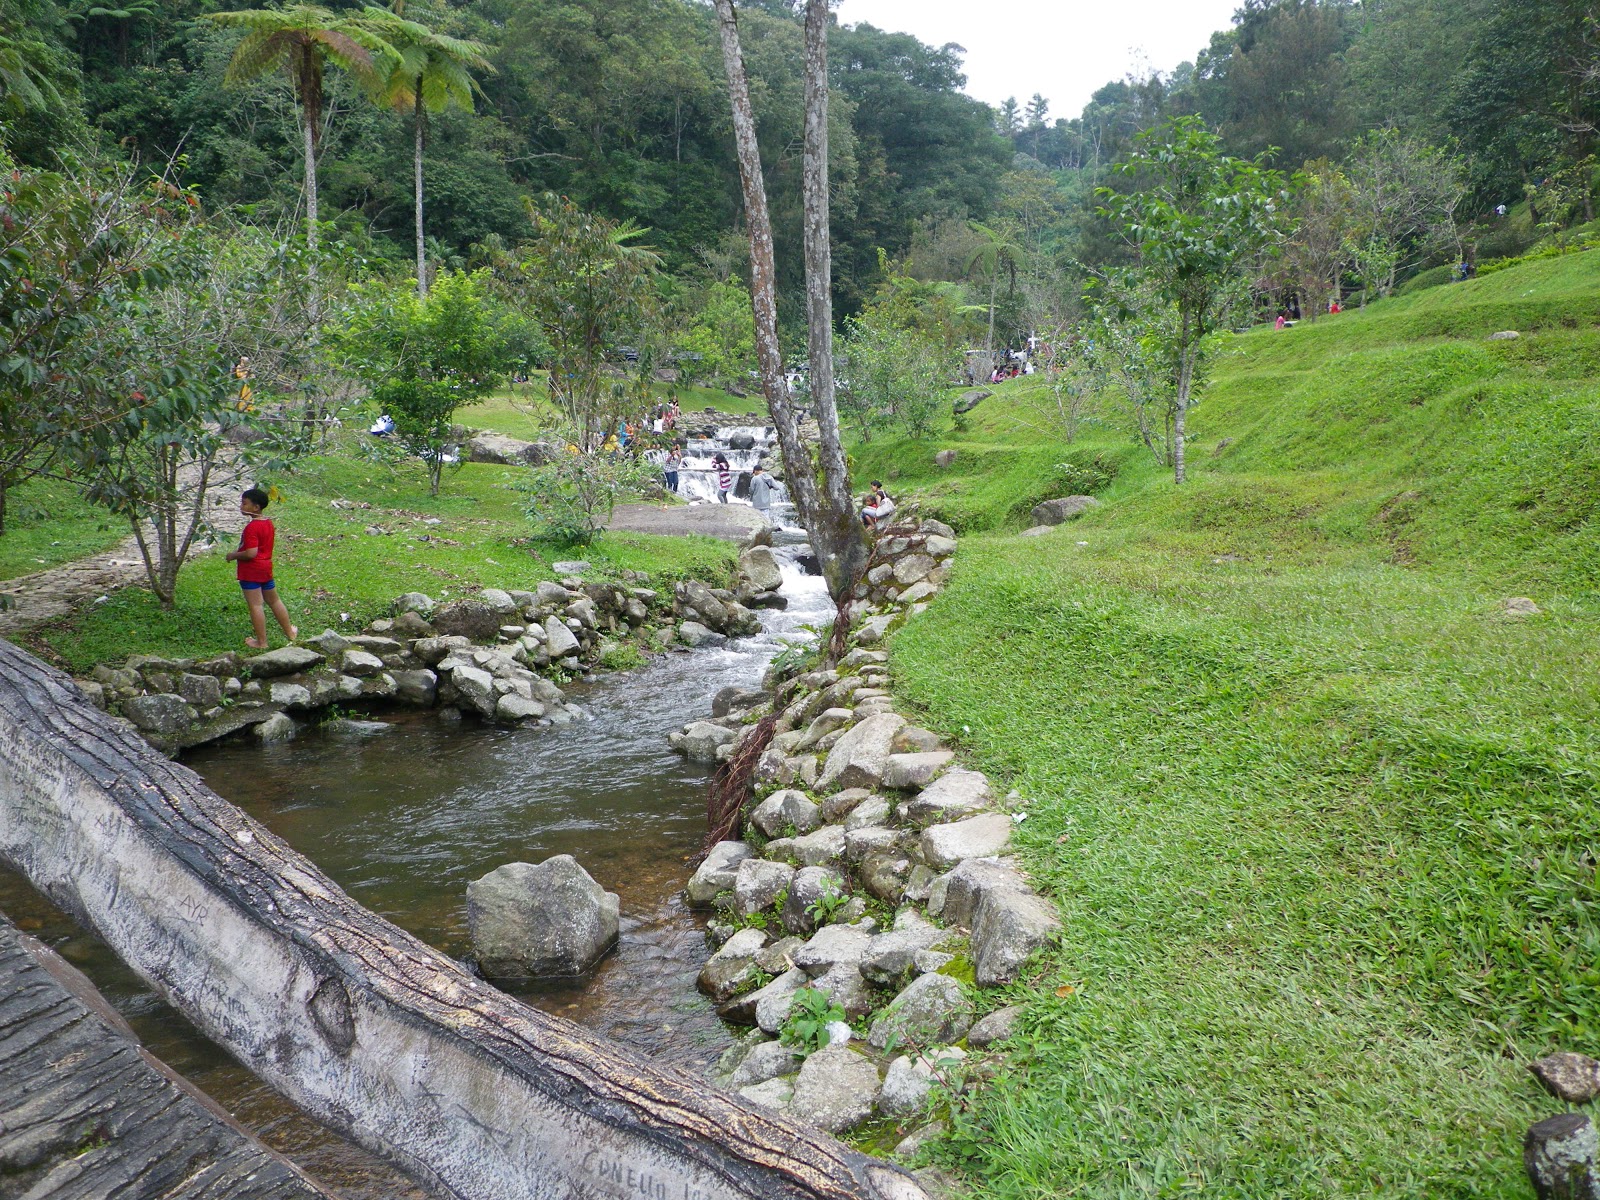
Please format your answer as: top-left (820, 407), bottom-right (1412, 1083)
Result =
top-left (0, 638), bottom-right (930, 1200)
top-left (0, 914), bottom-right (333, 1200)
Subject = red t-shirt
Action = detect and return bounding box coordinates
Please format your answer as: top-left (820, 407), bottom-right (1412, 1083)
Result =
top-left (237, 518), bottom-right (275, 583)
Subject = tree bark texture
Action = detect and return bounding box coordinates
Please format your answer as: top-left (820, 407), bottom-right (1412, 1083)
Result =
top-left (0, 915), bottom-right (335, 1200)
top-left (714, 0), bottom-right (865, 603)
top-left (0, 638), bottom-right (929, 1200)
top-left (415, 87), bottom-right (428, 299)
top-left (800, 0), bottom-right (869, 599)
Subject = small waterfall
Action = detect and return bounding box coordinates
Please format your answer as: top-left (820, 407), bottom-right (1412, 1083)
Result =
top-left (672, 426), bottom-right (793, 522)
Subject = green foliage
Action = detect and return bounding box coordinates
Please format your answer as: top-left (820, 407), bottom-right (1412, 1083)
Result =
top-left (677, 278), bottom-right (755, 388)
top-left (839, 313), bottom-right (953, 441)
top-left (778, 986), bottom-right (846, 1057)
top-left (519, 450), bottom-right (657, 546)
top-left (340, 269), bottom-right (513, 495)
top-left (805, 876), bottom-right (849, 926)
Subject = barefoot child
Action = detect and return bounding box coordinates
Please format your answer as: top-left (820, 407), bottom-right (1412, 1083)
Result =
top-left (226, 487), bottom-right (297, 650)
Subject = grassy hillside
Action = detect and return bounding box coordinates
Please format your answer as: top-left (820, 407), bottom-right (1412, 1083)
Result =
top-left (861, 251), bottom-right (1600, 1198)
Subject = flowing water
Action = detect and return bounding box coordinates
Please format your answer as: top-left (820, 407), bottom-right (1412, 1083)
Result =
top-left (0, 447), bottom-right (831, 1197)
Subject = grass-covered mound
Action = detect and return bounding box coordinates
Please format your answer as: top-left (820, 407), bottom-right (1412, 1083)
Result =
top-left (24, 442), bottom-right (735, 673)
top-left (858, 250), bottom-right (1600, 1197)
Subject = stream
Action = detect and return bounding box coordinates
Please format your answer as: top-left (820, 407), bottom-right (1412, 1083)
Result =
top-left (0, 428), bottom-right (831, 1198)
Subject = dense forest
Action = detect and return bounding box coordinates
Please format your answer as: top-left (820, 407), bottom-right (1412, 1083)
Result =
top-left (6, 0), bottom-right (1595, 330)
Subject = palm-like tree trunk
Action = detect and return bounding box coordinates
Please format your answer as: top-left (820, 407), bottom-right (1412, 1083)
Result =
top-left (414, 83), bottom-right (427, 298)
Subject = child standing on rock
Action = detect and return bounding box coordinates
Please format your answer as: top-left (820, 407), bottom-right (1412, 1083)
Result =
top-left (226, 486), bottom-right (297, 651)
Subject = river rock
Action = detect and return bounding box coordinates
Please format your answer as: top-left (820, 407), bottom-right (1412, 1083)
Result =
top-left (756, 936), bottom-right (806, 975)
top-left (738, 1076), bottom-right (795, 1112)
top-left (882, 752), bottom-right (955, 791)
top-left (253, 711), bottom-right (296, 743)
top-left (893, 555), bottom-right (936, 587)
top-left (268, 681), bottom-right (312, 710)
top-left (861, 921), bottom-right (953, 985)
top-left (176, 673), bottom-right (223, 709)
top-left (496, 693), bottom-right (545, 722)
top-left (902, 769), bottom-right (993, 826)
top-left (796, 708), bottom-right (855, 753)
top-left (750, 789), bottom-right (821, 838)
top-left (971, 890), bottom-right (1061, 985)
top-left (810, 961), bottom-right (875, 1021)
top-left (670, 720), bottom-right (738, 763)
top-left (734, 858), bottom-right (795, 918)
top-left (920, 812), bottom-right (1012, 871)
top-left (722, 967), bottom-right (803, 1031)
top-left (430, 601), bottom-right (503, 642)
top-left (859, 852), bottom-right (914, 904)
top-left (677, 621), bottom-right (726, 648)
top-left (728, 1040), bottom-right (803, 1090)
top-left (340, 649), bottom-right (385, 678)
top-left (535, 618), bottom-right (574, 660)
top-left (854, 613), bottom-right (896, 646)
top-left (738, 546), bottom-right (784, 594)
top-left (780, 866), bottom-right (847, 936)
top-left (968, 1005), bottom-right (1024, 1048)
top-left (844, 796), bottom-right (892, 832)
top-left (390, 669), bottom-right (438, 706)
top-left (466, 855), bottom-right (620, 978)
top-left (788, 824), bottom-right (847, 869)
top-left (793, 922), bottom-right (875, 977)
top-left (880, 1055), bottom-right (936, 1118)
top-left (686, 841), bottom-right (752, 906)
top-left (244, 645), bottom-right (324, 678)
top-left (818, 788), bottom-right (873, 822)
top-left (712, 686), bottom-right (766, 718)
top-left (1525, 1112), bottom-right (1600, 1200)
top-left (818, 713), bottom-right (905, 791)
top-left (697, 927), bottom-right (768, 1002)
top-left (929, 858), bottom-right (1033, 928)
top-left (1531, 1053), bottom-right (1600, 1104)
top-left (790, 1046), bottom-right (881, 1134)
top-left (465, 432), bottom-right (551, 466)
top-left (867, 973), bottom-right (973, 1051)
top-left (448, 664), bottom-right (498, 718)
top-left (412, 635), bottom-right (469, 666)
top-left (393, 591), bottom-right (434, 616)
top-left (1031, 496), bottom-right (1099, 525)
top-left (845, 827), bottom-right (902, 862)
top-left (321, 718), bottom-right (389, 740)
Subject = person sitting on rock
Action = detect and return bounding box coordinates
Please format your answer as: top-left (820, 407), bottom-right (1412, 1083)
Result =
top-left (861, 481), bottom-right (895, 528)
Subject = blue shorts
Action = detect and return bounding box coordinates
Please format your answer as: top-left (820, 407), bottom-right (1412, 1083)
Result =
top-left (239, 579), bottom-right (276, 591)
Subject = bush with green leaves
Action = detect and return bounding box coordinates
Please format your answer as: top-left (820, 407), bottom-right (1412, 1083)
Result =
top-left (839, 314), bottom-right (955, 441)
top-left (779, 986), bottom-right (846, 1057)
top-left (520, 450), bottom-right (658, 545)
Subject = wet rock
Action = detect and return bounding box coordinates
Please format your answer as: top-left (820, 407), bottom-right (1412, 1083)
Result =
top-left (712, 686), bottom-right (766, 718)
top-left (496, 693), bottom-right (546, 722)
top-left (244, 645), bottom-right (324, 678)
top-left (867, 973), bottom-right (973, 1051)
top-left (670, 720), bottom-right (738, 763)
top-left (466, 855), bottom-right (620, 978)
top-left (698, 927), bottom-right (768, 1002)
top-left (790, 1046), bottom-right (881, 1134)
top-left (818, 713), bottom-right (906, 791)
top-left (253, 711), bottom-right (296, 743)
top-left (750, 789), bottom-right (821, 838)
top-left (431, 600), bottom-right (503, 642)
top-left (1532, 1053), bottom-right (1600, 1104)
top-left (972, 890), bottom-right (1061, 985)
top-left (902, 769), bottom-right (993, 826)
top-left (734, 859), bottom-right (795, 918)
top-left (883, 752), bottom-right (955, 791)
top-left (677, 620), bottom-right (727, 649)
top-left (323, 718), bottom-right (391, 739)
top-left (920, 812), bottom-right (1012, 871)
top-left (738, 546), bottom-right (784, 594)
top-left (449, 664), bottom-right (498, 719)
top-left (968, 1005), bottom-right (1024, 1048)
top-left (391, 669), bottom-right (438, 707)
top-left (686, 841), bottom-right (752, 906)
top-left (718, 967), bottom-right (804, 1031)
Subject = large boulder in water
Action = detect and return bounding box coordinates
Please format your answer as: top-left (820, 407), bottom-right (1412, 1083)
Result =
top-left (466, 855), bottom-right (620, 978)
top-left (738, 545), bottom-right (784, 595)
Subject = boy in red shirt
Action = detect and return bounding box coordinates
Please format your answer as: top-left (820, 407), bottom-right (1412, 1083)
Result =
top-left (226, 487), bottom-right (297, 650)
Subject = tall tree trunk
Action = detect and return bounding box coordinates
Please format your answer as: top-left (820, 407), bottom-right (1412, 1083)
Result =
top-left (0, 476), bottom-right (7, 537)
top-left (801, 0), bottom-right (868, 599)
top-left (1174, 343), bottom-right (1195, 485)
top-left (986, 265), bottom-right (997, 369)
top-left (415, 86), bottom-right (428, 299)
top-left (301, 111), bottom-right (319, 266)
top-left (711, 0), bottom-right (828, 583)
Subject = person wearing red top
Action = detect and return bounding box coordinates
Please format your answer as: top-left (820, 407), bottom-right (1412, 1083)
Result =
top-left (226, 487), bottom-right (297, 650)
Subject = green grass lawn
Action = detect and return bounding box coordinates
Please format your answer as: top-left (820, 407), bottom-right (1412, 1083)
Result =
top-left (854, 250), bottom-right (1600, 1197)
top-left (0, 477), bottom-right (127, 581)
top-left (24, 441), bottom-right (735, 673)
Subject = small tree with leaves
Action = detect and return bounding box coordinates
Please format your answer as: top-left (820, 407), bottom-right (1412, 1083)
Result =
top-left (1098, 116), bottom-right (1290, 484)
top-left (340, 269), bottom-right (511, 495)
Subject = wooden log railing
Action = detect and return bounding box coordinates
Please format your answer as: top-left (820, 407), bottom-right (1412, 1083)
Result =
top-left (0, 639), bottom-right (930, 1200)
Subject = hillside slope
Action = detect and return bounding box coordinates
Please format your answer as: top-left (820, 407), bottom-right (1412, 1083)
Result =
top-left (863, 252), bottom-right (1600, 1198)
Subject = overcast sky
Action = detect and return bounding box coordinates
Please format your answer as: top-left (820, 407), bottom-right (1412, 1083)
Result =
top-left (838, 0), bottom-right (1243, 118)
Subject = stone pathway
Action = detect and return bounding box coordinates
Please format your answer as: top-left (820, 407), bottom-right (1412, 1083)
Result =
top-left (0, 534), bottom-right (151, 635)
